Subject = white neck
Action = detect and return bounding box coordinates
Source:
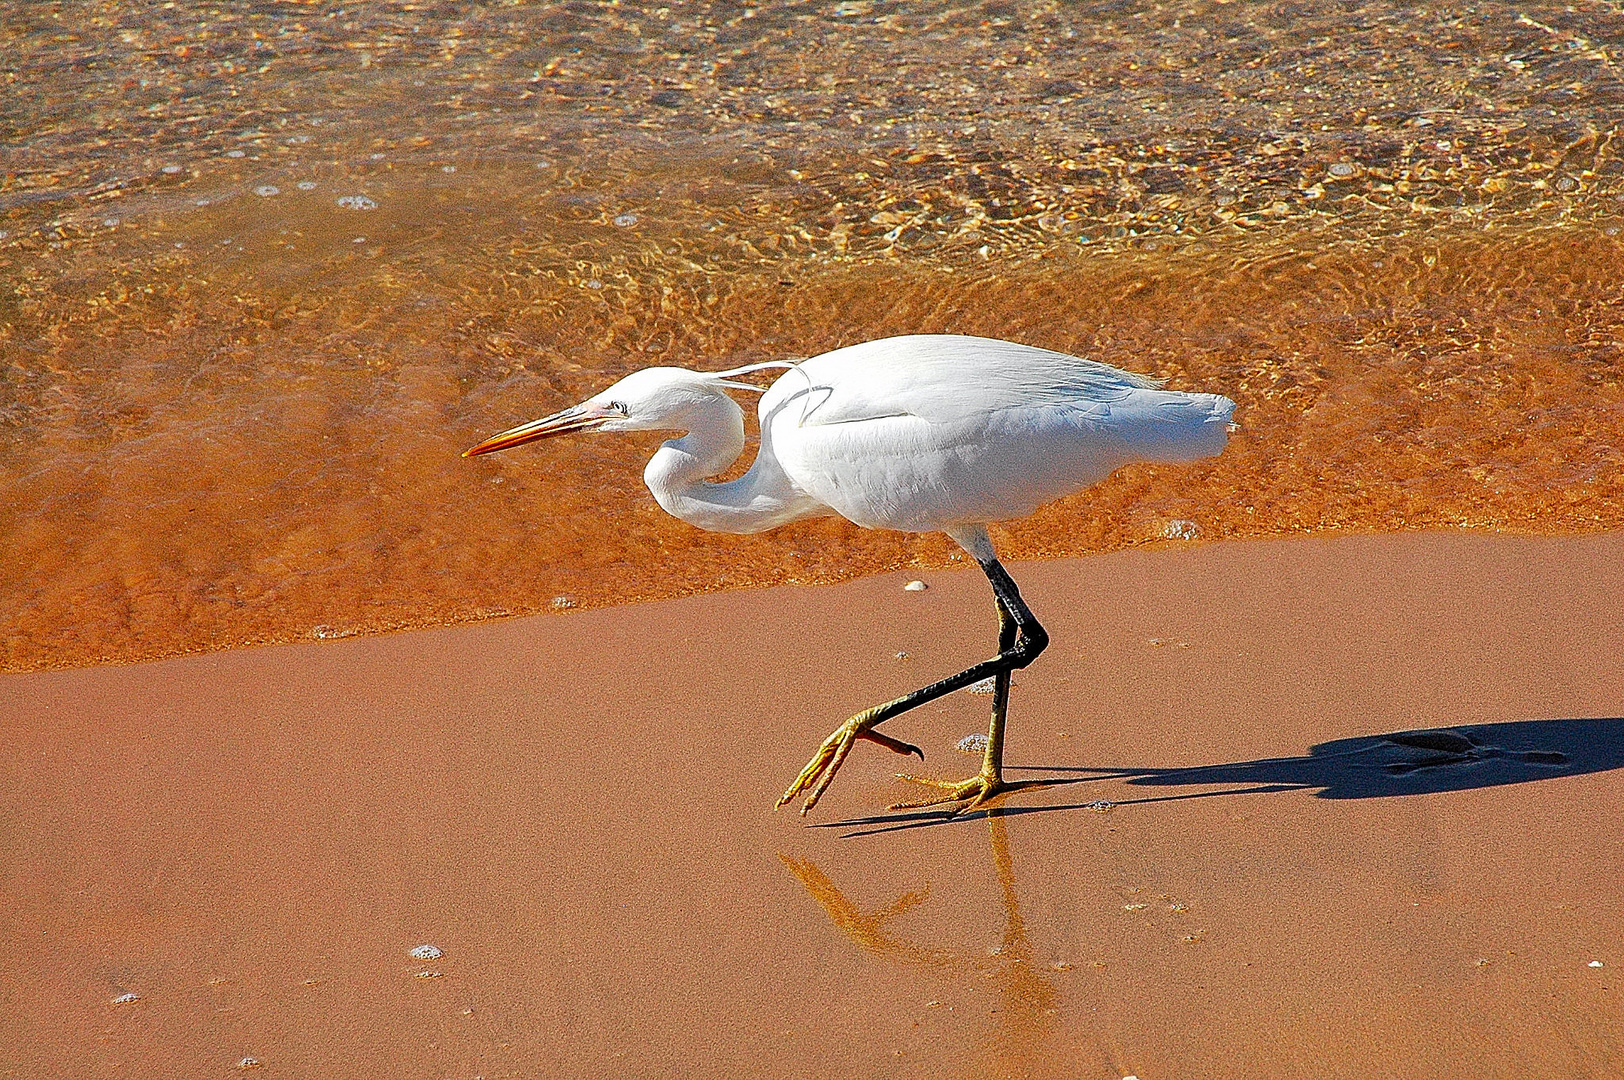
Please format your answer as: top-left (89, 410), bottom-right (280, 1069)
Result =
top-left (642, 390), bottom-right (826, 535)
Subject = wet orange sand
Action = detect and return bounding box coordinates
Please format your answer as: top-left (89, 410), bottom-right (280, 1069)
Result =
top-left (4, 530), bottom-right (1623, 1078)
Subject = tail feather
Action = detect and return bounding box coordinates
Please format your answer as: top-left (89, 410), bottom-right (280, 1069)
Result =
top-left (1106, 390), bottom-right (1236, 462)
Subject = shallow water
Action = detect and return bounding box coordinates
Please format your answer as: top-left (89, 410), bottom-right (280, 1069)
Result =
top-left (4, 0), bottom-right (1624, 670)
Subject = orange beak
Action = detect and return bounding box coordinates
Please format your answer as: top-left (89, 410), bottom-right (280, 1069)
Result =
top-left (462, 405), bottom-right (614, 457)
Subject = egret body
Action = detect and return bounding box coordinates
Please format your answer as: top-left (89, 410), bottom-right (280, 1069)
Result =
top-left (466, 334), bottom-right (1235, 815)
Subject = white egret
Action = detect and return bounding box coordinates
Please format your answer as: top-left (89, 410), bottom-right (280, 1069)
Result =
top-left (465, 334), bottom-right (1235, 816)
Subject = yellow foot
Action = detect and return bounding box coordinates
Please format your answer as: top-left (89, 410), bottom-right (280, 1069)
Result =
top-left (777, 718), bottom-right (923, 816)
top-left (889, 772), bottom-right (1009, 814)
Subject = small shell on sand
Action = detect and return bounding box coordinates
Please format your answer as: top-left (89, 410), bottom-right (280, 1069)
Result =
top-left (236, 1058), bottom-right (262, 1071)
top-left (409, 944), bottom-right (443, 960)
top-left (903, 580), bottom-right (928, 592)
top-left (1589, 960), bottom-right (1605, 968)
top-left (414, 970), bottom-right (444, 979)
top-left (967, 676), bottom-right (996, 694)
top-left (112, 991), bottom-right (140, 1005)
top-left (955, 733), bottom-right (989, 754)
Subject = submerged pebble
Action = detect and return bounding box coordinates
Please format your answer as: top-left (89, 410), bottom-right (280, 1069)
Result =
top-left (613, 213), bottom-right (639, 227)
top-left (336, 195), bottom-right (378, 210)
top-left (254, 185), bottom-right (279, 197)
top-left (1162, 519), bottom-right (1200, 540)
top-left (296, 180), bottom-right (317, 190)
top-left (551, 595), bottom-right (576, 610)
top-left (410, 944), bottom-right (443, 960)
top-left (161, 164), bottom-right (185, 174)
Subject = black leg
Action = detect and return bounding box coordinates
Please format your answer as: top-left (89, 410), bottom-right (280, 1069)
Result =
top-left (777, 558), bottom-right (1049, 814)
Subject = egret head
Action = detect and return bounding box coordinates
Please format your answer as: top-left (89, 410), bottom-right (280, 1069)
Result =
top-left (462, 362), bottom-right (790, 457)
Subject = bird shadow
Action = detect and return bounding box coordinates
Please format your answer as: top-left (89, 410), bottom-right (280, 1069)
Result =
top-left (820, 717), bottom-right (1624, 838)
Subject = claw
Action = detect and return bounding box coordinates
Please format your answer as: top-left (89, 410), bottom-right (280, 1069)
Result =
top-left (777, 711), bottom-right (915, 815)
top-left (862, 730), bottom-right (924, 759)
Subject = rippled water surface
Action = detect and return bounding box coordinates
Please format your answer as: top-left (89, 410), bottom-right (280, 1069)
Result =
top-left (4, 0), bottom-right (1624, 670)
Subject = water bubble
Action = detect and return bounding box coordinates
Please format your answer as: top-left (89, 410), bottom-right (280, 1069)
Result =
top-left (409, 944), bottom-right (443, 960)
top-left (535, 159), bottom-right (552, 169)
top-left (195, 198), bottom-right (212, 206)
top-left (370, 153), bottom-right (386, 161)
top-left (336, 195), bottom-right (378, 210)
top-left (287, 135), bottom-right (311, 144)
top-left (902, 579), bottom-right (928, 592)
top-left (296, 181), bottom-right (317, 190)
top-left (161, 164), bottom-right (185, 174)
top-left (613, 213), bottom-right (638, 227)
top-left (584, 279), bottom-right (602, 289)
top-left (225, 149), bottom-right (246, 159)
top-left (955, 733), bottom-right (990, 754)
top-left (1328, 162), bottom-right (1355, 177)
top-left (254, 185), bottom-right (280, 197)
top-left (1163, 519), bottom-right (1199, 540)
top-left (441, 165), bottom-right (457, 173)
top-left (352, 236), bottom-right (367, 243)
top-left (1555, 176), bottom-right (1578, 192)
top-left (102, 218), bottom-right (119, 227)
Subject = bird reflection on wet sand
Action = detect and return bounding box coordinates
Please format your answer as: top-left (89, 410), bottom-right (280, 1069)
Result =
top-left (783, 813), bottom-right (1086, 1080)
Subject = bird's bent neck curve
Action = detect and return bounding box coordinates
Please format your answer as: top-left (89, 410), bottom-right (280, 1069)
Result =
top-left (642, 389), bottom-right (822, 535)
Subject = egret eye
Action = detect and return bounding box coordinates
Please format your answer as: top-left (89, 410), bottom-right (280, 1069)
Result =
top-left (608, 400), bottom-right (629, 416)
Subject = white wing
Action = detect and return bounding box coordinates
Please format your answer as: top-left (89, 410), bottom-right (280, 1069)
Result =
top-left (760, 335), bottom-right (1234, 532)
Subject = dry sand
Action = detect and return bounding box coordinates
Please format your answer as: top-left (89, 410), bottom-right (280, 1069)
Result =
top-left (4, 530), bottom-right (1623, 1079)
